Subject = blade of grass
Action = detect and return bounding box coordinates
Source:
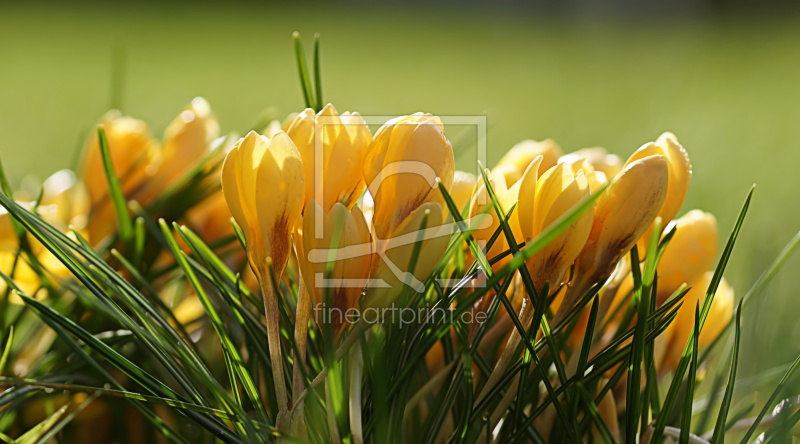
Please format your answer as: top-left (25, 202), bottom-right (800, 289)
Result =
top-left (16, 403), bottom-right (68, 444)
top-left (653, 186), bottom-right (753, 443)
top-left (628, 219), bottom-right (662, 441)
top-left (710, 301), bottom-right (742, 444)
top-left (0, 326), bottom-right (12, 376)
top-left (96, 125), bottom-right (133, 243)
top-left (739, 353), bottom-right (800, 443)
top-left (167, 221), bottom-right (269, 424)
top-left (313, 33), bottom-right (323, 111)
top-left (293, 31), bottom-right (315, 110)
top-left (679, 304), bottom-right (700, 444)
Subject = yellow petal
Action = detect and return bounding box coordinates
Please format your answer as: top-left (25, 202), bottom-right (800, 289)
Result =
top-left (656, 210), bottom-right (718, 303)
top-left (564, 155), bottom-right (668, 314)
top-left (254, 131), bottom-right (305, 275)
top-left (492, 139), bottom-right (561, 186)
top-left (365, 114), bottom-right (454, 239)
top-left (662, 272), bottom-right (733, 370)
top-left (559, 147), bottom-right (622, 179)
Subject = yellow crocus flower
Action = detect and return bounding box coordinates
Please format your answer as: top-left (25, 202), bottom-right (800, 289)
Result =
top-left (145, 97), bottom-right (219, 198)
top-left (221, 130), bottom-right (304, 428)
top-left (604, 209), bottom-right (719, 321)
top-left (659, 271), bottom-right (734, 370)
top-left (657, 210), bottom-right (718, 302)
top-left (517, 160), bottom-right (593, 293)
top-left (297, 200), bottom-right (372, 338)
top-left (492, 139), bottom-right (561, 186)
top-left (363, 113), bottom-right (454, 240)
top-left (369, 202), bottom-right (451, 305)
top-left (286, 104), bottom-right (372, 211)
top-left (625, 132), bottom-right (692, 253)
top-left (82, 111), bottom-right (157, 242)
top-left (559, 147), bottom-right (622, 179)
top-left (558, 155), bottom-right (668, 319)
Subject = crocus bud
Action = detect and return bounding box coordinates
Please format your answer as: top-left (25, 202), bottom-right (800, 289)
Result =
top-left (517, 161), bottom-right (593, 292)
top-left (559, 155), bottom-right (668, 319)
top-left (370, 202), bottom-right (451, 305)
top-left (38, 169), bottom-right (90, 232)
top-left (656, 210), bottom-right (717, 302)
top-left (221, 130), bottom-right (304, 426)
top-left (364, 113), bottom-right (454, 239)
top-left (660, 272), bottom-right (734, 370)
top-left (468, 168), bottom-right (523, 266)
top-left (82, 111), bottom-right (157, 242)
top-left (221, 130), bottom-right (304, 277)
top-left (492, 139), bottom-right (561, 186)
top-left (559, 147), bottom-right (622, 179)
top-left (287, 104), bottom-right (372, 211)
top-left (625, 132), bottom-right (692, 252)
top-left (297, 200), bottom-right (372, 338)
top-left (153, 97), bottom-right (219, 190)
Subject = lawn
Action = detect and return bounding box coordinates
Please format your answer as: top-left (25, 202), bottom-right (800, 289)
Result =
top-left (2, 2), bottom-right (799, 381)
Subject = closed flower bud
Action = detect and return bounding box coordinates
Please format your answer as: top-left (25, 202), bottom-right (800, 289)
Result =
top-left (625, 132), bottom-right (692, 253)
top-left (364, 113), bottom-right (454, 239)
top-left (39, 169), bottom-right (90, 233)
top-left (298, 200), bottom-right (372, 337)
top-left (152, 97), bottom-right (219, 191)
top-left (492, 139), bottom-right (561, 186)
top-left (221, 130), bottom-right (304, 424)
top-left (660, 272), bottom-right (734, 370)
top-left (370, 202), bottom-right (451, 304)
top-left (560, 155), bottom-right (668, 319)
top-left (82, 111), bottom-right (157, 242)
top-left (517, 161), bottom-right (593, 292)
top-left (82, 111), bottom-right (157, 203)
top-left (221, 130), bottom-right (304, 277)
top-left (604, 209), bottom-right (718, 324)
top-left (559, 147), bottom-right (622, 179)
top-left (656, 210), bottom-right (717, 302)
top-left (287, 104), bottom-right (372, 211)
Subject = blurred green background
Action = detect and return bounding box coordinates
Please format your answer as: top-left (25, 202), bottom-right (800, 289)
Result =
top-left (1, 3), bottom-right (799, 382)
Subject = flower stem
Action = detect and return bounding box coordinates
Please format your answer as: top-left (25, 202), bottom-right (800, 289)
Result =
top-left (259, 267), bottom-right (289, 430)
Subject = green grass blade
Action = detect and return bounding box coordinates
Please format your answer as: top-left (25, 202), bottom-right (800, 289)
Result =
top-left (739, 352), bottom-right (800, 443)
top-left (292, 31), bottom-right (315, 110)
top-left (0, 326), bottom-right (12, 376)
top-left (96, 125), bottom-right (133, 243)
top-left (167, 221), bottom-right (269, 424)
top-left (680, 304), bottom-right (700, 444)
top-left (653, 186), bottom-right (753, 443)
top-left (15, 403), bottom-right (68, 444)
top-left (570, 294), bottom-right (600, 418)
top-left (313, 33), bottom-right (323, 111)
top-left (19, 293), bottom-right (243, 443)
top-left (711, 300), bottom-right (742, 444)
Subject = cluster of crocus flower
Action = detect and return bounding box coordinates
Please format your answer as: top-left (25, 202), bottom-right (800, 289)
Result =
top-left (217, 103), bottom-right (733, 437)
top-left (0, 95), bottom-right (736, 440)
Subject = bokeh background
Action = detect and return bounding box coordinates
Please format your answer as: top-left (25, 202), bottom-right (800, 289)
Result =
top-left (1, 1), bottom-right (799, 387)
